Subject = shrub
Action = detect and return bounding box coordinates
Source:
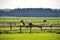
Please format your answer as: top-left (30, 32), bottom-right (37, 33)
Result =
top-left (43, 19), bottom-right (47, 22)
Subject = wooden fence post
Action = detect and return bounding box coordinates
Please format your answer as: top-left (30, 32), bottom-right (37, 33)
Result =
top-left (10, 23), bottom-right (12, 31)
top-left (50, 25), bottom-right (52, 31)
top-left (40, 25), bottom-right (42, 31)
top-left (30, 26), bottom-right (32, 33)
top-left (20, 25), bottom-right (22, 33)
top-left (29, 22), bottom-right (33, 33)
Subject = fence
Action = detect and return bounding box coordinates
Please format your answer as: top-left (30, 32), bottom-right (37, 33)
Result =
top-left (0, 22), bottom-right (60, 33)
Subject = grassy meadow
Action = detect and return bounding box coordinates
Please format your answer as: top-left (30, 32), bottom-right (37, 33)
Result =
top-left (0, 17), bottom-right (60, 40)
top-left (0, 17), bottom-right (60, 23)
top-left (0, 33), bottom-right (60, 40)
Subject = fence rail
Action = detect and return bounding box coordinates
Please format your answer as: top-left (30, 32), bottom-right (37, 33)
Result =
top-left (0, 22), bottom-right (60, 33)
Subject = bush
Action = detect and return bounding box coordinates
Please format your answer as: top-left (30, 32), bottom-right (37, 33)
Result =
top-left (43, 19), bottom-right (47, 22)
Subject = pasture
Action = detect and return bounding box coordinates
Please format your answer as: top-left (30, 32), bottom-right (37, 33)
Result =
top-left (0, 33), bottom-right (60, 40)
top-left (0, 17), bottom-right (60, 40)
top-left (0, 17), bottom-right (60, 23)
top-left (0, 17), bottom-right (60, 33)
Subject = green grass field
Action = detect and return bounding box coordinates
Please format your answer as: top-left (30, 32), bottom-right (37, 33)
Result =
top-left (0, 33), bottom-right (60, 40)
top-left (0, 17), bottom-right (60, 23)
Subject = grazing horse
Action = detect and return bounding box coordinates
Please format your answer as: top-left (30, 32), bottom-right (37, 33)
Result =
top-left (29, 22), bottom-right (33, 32)
top-left (20, 20), bottom-right (25, 25)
